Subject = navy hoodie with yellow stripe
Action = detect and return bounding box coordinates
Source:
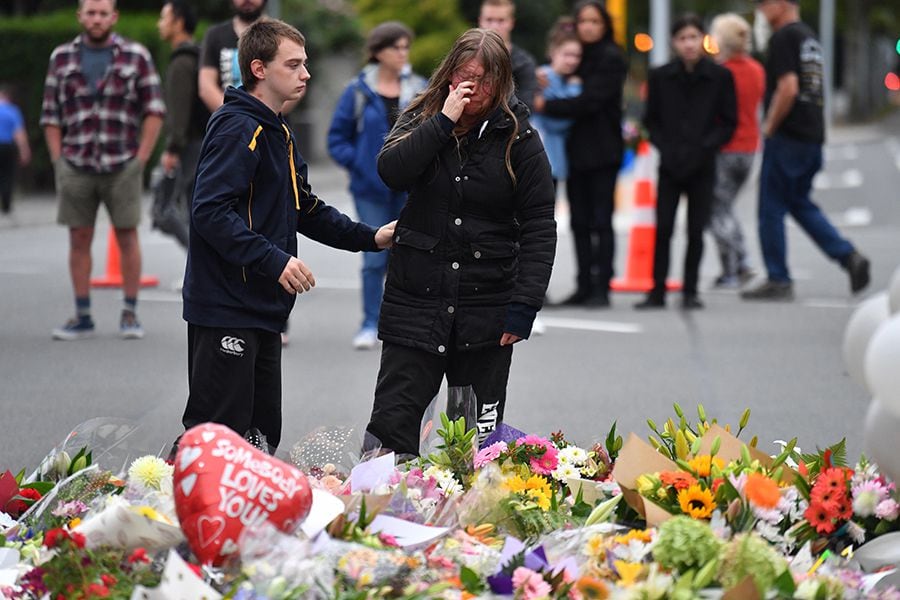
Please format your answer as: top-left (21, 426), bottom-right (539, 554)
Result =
top-left (183, 86), bottom-right (379, 332)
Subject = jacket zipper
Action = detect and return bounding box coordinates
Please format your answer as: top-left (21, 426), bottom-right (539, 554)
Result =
top-left (282, 123), bottom-right (299, 209)
top-left (243, 182), bottom-right (254, 283)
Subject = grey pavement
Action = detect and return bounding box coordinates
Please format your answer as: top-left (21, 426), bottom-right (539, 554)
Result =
top-left (2, 113), bottom-right (899, 473)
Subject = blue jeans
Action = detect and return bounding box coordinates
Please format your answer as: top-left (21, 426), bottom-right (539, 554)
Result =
top-left (758, 134), bottom-right (854, 283)
top-left (355, 192), bottom-right (405, 330)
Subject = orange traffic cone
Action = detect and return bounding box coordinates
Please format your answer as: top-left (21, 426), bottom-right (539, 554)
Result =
top-left (611, 141), bottom-right (681, 293)
top-left (91, 227), bottom-right (159, 288)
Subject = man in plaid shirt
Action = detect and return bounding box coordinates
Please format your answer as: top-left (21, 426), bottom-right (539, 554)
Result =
top-left (42, 0), bottom-right (165, 341)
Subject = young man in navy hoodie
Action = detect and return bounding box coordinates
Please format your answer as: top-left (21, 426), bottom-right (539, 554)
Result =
top-left (179, 19), bottom-right (395, 454)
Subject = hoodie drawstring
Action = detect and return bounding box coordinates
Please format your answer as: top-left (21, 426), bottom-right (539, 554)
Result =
top-left (281, 123), bottom-right (300, 210)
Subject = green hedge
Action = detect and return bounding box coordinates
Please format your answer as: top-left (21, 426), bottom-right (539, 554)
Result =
top-left (1, 10), bottom-right (207, 191)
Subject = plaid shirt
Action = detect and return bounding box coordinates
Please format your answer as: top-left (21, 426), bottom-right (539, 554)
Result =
top-left (41, 33), bottom-right (166, 174)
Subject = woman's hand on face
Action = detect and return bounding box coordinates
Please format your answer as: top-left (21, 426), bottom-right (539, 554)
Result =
top-left (441, 82), bottom-right (474, 122)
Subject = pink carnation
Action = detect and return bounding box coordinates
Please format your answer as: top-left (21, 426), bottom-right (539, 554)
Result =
top-left (474, 441), bottom-right (507, 468)
top-left (875, 499), bottom-right (900, 521)
top-left (512, 567), bottom-right (552, 600)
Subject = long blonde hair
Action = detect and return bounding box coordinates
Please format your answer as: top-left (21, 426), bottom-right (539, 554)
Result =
top-left (383, 28), bottom-right (520, 185)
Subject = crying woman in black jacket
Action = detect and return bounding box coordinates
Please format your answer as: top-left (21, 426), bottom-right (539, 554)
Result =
top-left (364, 28), bottom-right (557, 457)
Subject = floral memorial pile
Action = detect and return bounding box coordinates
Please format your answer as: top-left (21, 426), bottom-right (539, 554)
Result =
top-left (1, 401), bottom-right (899, 599)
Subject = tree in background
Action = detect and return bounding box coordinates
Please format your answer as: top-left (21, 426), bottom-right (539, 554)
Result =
top-left (353, 0), bottom-right (469, 75)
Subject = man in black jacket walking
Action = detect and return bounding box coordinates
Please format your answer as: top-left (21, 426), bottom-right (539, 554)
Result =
top-left (179, 20), bottom-right (394, 453)
top-left (155, 0), bottom-right (209, 249)
top-left (636, 14), bottom-right (736, 310)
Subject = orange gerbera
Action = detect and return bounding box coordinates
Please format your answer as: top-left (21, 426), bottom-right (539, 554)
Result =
top-left (744, 472), bottom-right (781, 509)
top-left (660, 471), bottom-right (697, 490)
top-left (678, 484), bottom-right (716, 519)
top-left (810, 484), bottom-right (844, 506)
top-left (818, 467), bottom-right (849, 492)
top-left (688, 455), bottom-right (725, 478)
top-left (576, 575), bottom-right (610, 599)
top-left (805, 499), bottom-right (837, 534)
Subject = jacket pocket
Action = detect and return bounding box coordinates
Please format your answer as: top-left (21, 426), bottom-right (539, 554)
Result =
top-left (386, 226), bottom-right (442, 297)
top-left (463, 240), bottom-right (519, 295)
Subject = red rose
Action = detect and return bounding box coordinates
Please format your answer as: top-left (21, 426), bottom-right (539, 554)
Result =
top-left (43, 528), bottom-right (70, 549)
top-left (70, 531), bottom-right (87, 549)
top-left (85, 583), bottom-right (110, 598)
top-left (127, 548), bottom-right (149, 564)
top-left (100, 574), bottom-right (117, 587)
top-left (18, 488), bottom-right (42, 502)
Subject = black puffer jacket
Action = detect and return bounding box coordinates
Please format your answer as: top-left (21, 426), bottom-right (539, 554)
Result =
top-left (376, 98), bottom-right (556, 355)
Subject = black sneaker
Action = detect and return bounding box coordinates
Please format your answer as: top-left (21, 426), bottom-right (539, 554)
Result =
top-left (740, 280), bottom-right (794, 301)
top-left (845, 251), bottom-right (871, 294)
top-left (682, 295), bottom-right (704, 310)
top-left (585, 292), bottom-right (611, 308)
top-left (634, 293), bottom-right (665, 310)
top-left (552, 289), bottom-right (593, 307)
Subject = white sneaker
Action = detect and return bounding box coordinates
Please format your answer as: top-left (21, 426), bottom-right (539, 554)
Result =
top-left (531, 316), bottom-right (547, 336)
top-left (352, 328), bottom-right (378, 350)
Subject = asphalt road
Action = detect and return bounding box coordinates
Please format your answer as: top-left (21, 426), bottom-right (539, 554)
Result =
top-left (2, 115), bottom-right (899, 474)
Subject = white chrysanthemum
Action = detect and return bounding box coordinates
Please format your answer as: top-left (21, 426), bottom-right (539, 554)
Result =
top-left (558, 446), bottom-right (588, 466)
top-left (552, 464), bottom-right (578, 481)
top-left (423, 466), bottom-right (463, 497)
top-left (568, 446), bottom-right (589, 464)
top-left (128, 455), bottom-right (174, 491)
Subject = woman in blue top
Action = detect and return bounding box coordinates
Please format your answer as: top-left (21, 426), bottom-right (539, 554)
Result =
top-left (532, 18), bottom-right (582, 186)
top-left (328, 22), bottom-right (427, 350)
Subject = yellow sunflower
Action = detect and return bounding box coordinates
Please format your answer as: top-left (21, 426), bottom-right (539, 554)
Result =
top-left (677, 484), bottom-right (716, 519)
top-left (687, 455), bottom-right (725, 478)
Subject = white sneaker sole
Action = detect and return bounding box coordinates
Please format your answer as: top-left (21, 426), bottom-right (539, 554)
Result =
top-left (52, 329), bottom-right (96, 341)
top-left (121, 329), bottom-right (145, 340)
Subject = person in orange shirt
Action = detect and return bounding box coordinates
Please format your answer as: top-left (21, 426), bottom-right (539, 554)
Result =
top-left (708, 13), bottom-right (764, 288)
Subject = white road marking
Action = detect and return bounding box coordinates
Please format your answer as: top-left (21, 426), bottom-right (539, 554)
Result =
top-left (804, 299), bottom-right (854, 309)
top-left (813, 168), bottom-right (864, 190)
top-left (539, 317), bottom-right (643, 334)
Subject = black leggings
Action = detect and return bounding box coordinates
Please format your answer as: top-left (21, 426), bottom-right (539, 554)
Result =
top-left (652, 168), bottom-right (715, 296)
top-left (567, 166), bottom-right (619, 294)
top-left (366, 340), bottom-right (513, 457)
top-left (0, 144), bottom-right (16, 214)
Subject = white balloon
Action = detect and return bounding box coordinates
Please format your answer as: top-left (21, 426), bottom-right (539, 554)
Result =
top-left (863, 400), bottom-right (900, 484)
top-left (889, 267), bottom-right (900, 314)
top-left (864, 314), bottom-right (900, 418)
top-left (843, 292), bottom-right (890, 391)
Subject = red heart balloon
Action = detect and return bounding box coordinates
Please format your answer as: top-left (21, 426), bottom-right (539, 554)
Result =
top-left (174, 423), bottom-right (312, 565)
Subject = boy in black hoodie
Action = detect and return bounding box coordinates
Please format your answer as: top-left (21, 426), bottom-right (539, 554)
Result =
top-left (179, 19), bottom-right (395, 453)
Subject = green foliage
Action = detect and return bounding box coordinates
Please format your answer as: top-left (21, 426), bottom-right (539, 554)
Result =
top-left (420, 413), bottom-right (476, 487)
top-left (652, 515), bottom-right (722, 573)
top-left (353, 0), bottom-right (469, 75)
top-left (281, 0), bottom-right (363, 59)
top-left (717, 533), bottom-right (790, 596)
